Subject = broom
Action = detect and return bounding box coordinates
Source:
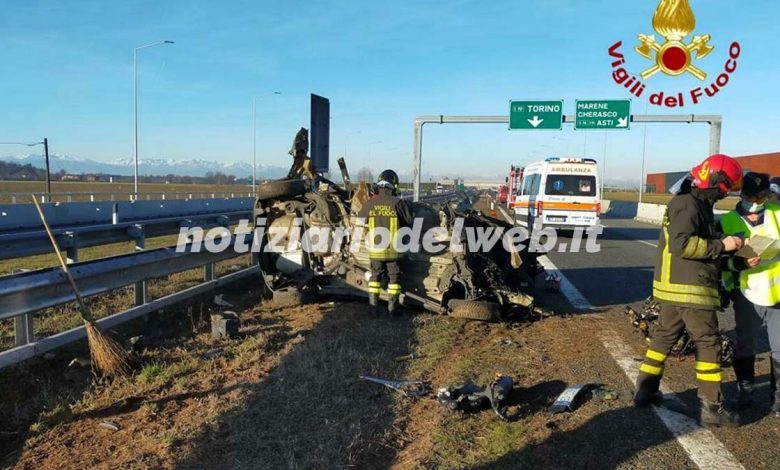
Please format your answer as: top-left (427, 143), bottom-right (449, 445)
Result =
top-left (32, 196), bottom-right (133, 376)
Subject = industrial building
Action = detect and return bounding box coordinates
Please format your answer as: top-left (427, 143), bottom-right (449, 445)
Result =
top-left (646, 152), bottom-right (780, 193)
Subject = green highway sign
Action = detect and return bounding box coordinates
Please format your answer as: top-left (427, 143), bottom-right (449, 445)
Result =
top-left (575, 100), bottom-right (631, 130)
top-left (509, 100), bottom-right (563, 130)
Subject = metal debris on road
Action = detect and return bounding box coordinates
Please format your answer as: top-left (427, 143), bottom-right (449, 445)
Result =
top-left (202, 348), bottom-right (224, 360)
top-left (359, 375), bottom-right (431, 398)
top-left (436, 374), bottom-right (516, 421)
top-left (99, 421), bottom-right (120, 431)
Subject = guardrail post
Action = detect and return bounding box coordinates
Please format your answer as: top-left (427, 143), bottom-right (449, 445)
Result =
top-left (11, 195), bottom-right (16, 204)
top-left (14, 314), bottom-right (35, 346)
top-left (64, 232), bottom-right (78, 264)
top-left (131, 224), bottom-right (147, 306)
top-left (204, 262), bottom-right (215, 281)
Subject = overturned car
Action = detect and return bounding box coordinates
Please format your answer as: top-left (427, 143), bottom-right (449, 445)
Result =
top-left (252, 159), bottom-right (548, 322)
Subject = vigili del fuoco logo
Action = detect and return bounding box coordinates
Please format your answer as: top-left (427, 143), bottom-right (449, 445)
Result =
top-left (608, 0), bottom-right (741, 107)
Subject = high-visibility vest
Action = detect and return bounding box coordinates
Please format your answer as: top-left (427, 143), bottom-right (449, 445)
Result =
top-left (721, 203), bottom-right (780, 307)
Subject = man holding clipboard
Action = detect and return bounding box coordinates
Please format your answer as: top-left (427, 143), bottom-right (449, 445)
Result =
top-left (722, 172), bottom-right (780, 418)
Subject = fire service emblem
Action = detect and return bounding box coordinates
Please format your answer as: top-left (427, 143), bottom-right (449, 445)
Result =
top-left (608, 0), bottom-right (741, 107)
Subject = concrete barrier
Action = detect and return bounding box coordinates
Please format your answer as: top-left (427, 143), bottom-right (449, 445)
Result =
top-left (601, 200), bottom-right (638, 219)
top-left (634, 201), bottom-right (728, 225)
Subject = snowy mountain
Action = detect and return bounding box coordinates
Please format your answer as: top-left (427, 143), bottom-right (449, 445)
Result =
top-left (0, 154), bottom-right (288, 179)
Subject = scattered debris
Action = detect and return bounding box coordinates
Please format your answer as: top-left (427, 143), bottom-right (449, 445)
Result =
top-left (202, 348), bottom-right (225, 360)
top-left (548, 384), bottom-right (591, 414)
top-left (545, 274), bottom-right (561, 293)
top-left (99, 421), bottom-right (120, 432)
top-left (68, 356), bottom-right (91, 368)
top-left (211, 311), bottom-right (240, 339)
top-left (625, 297), bottom-right (734, 364)
top-left (436, 374), bottom-right (516, 421)
top-left (495, 338), bottom-right (513, 346)
top-left (590, 384), bottom-right (619, 401)
top-left (212, 294), bottom-right (235, 309)
top-left (358, 375), bottom-right (431, 398)
top-left (395, 352), bottom-right (420, 361)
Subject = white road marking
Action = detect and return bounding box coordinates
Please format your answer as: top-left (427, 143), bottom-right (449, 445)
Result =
top-left (541, 255), bottom-right (745, 470)
top-left (599, 332), bottom-right (745, 470)
top-left (537, 255), bottom-right (593, 311)
top-left (636, 239), bottom-right (658, 248)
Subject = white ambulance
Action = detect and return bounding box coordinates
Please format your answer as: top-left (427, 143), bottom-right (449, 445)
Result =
top-left (513, 157), bottom-right (601, 229)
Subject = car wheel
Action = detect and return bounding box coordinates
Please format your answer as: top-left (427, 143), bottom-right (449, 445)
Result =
top-left (256, 179), bottom-right (308, 201)
top-left (447, 299), bottom-right (501, 322)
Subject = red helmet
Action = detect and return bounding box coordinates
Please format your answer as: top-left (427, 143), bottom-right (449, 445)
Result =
top-left (690, 154), bottom-right (743, 193)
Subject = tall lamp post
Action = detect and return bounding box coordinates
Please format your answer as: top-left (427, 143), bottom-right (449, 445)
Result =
top-left (134, 40), bottom-right (174, 198)
top-left (0, 139), bottom-right (50, 200)
top-left (252, 91), bottom-right (281, 192)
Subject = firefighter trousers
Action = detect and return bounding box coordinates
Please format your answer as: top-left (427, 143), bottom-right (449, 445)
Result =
top-left (636, 300), bottom-right (724, 403)
top-left (368, 260), bottom-right (401, 297)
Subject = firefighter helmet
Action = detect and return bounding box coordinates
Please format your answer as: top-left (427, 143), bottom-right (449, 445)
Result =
top-left (377, 169), bottom-right (400, 190)
top-left (690, 154), bottom-right (743, 194)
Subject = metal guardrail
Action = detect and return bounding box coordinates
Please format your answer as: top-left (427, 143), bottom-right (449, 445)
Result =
top-left (0, 235), bottom-right (256, 369)
top-left (0, 197), bottom-right (254, 261)
top-left (1, 191), bottom-right (255, 204)
top-left (0, 189), bottom-right (470, 369)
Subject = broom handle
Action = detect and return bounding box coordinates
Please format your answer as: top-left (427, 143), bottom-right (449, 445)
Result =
top-left (31, 196), bottom-right (94, 321)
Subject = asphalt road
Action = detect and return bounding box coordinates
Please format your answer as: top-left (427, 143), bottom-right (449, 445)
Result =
top-left (544, 216), bottom-right (739, 333)
top-left (537, 214), bottom-right (780, 470)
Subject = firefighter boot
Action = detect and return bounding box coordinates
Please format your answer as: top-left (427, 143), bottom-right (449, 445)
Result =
top-left (699, 400), bottom-right (740, 427)
top-left (771, 357), bottom-right (780, 417)
top-left (368, 293), bottom-right (380, 315)
top-left (732, 355), bottom-right (756, 410)
top-left (387, 295), bottom-right (401, 316)
top-left (633, 377), bottom-right (663, 407)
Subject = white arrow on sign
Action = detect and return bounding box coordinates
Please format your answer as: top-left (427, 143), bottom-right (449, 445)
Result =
top-left (617, 117), bottom-right (629, 128)
top-left (528, 116), bottom-right (544, 128)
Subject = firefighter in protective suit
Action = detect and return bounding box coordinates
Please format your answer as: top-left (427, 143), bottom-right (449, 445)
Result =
top-left (634, 154), bottom-right (745, 427)
top-left (358, 170), bottom-right (414, 315)
top-left (722, 172), bottom-right (780, 417)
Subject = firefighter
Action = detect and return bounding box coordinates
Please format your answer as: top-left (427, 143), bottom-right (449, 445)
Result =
top-left (722, 172), bottom-right (780, 417)
top-left (634, 154), bottom-right (745, 427)
top-left (358, 169), bottom-right (414, 315)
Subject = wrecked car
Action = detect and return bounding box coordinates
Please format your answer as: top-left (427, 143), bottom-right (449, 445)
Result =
top-left (252, 157), bottom-right (548, 322)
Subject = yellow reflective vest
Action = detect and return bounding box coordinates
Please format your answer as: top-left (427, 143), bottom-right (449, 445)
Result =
top-left (721, 203), bottom-right (780, 307)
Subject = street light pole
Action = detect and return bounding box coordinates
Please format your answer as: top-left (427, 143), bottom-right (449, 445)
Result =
top-left (134, 40), bottom-right (174, 198)
top-left (43, 138), bottom-right (51, 197)
top-left (0, 139), bottom-right (51, 200)
top-left (252, 91), bottom-right (281, 193)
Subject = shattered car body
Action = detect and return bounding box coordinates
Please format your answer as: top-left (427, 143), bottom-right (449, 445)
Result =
top-left (252, 161), bottom-right (547, 322)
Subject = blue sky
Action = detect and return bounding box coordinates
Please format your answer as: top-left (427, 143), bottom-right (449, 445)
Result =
top-left (1, 0), bottom-right (778, 183)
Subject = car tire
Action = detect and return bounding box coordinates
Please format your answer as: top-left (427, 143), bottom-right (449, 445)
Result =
top-left (256, 179), bottom-right (308, 201)
top-left (447, 299), bottom-right (501, 322)
top-left (272, 286), bottom-right (318, 307)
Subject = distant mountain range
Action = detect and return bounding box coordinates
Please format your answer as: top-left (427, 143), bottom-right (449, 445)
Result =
top-left (0, 154), bottom-right (289, 179)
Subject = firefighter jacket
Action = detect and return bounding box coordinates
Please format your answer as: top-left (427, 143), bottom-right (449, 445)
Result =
top-left (358, 188), bottom-right (414, 261)
top-left (653, 191), bottom-right (725, 308)
top-left (721, 202), bottom-right (780, 306)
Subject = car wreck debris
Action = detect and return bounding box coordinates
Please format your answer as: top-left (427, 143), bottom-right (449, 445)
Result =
top-left (358, 375), bottom-right (431, 398)
top-left (436, 374), bottom-right (516, 421)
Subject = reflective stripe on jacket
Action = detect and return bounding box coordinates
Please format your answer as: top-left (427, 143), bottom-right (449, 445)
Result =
top-left (721, 203), bottom-right (780, 307)
top-left (358, 188), bottom-right (413, 261)
top-left (653, 192), bottom-right (724, 308)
